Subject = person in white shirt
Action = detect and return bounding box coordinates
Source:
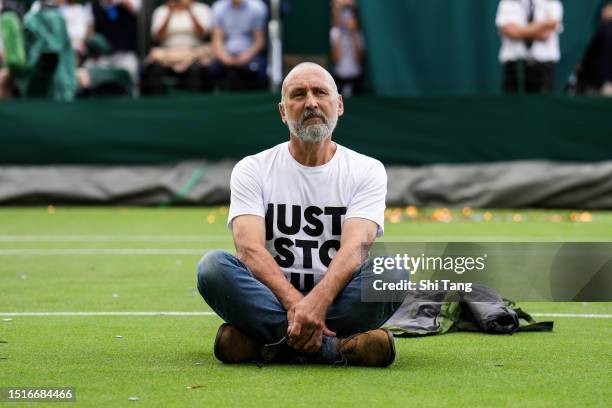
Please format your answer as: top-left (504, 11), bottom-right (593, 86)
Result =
top-left (208, 0), bottom-right (268, 89)
top-left (196, 62), bottom-right (401, 367)
top-left (496, 0), bottom-right (563, 93)
top-left (142, 0), bottom-right (212, 94)
top-left (330, 4), bottom-right (365, 97)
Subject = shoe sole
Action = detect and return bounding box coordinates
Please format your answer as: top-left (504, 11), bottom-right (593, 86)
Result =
top-left (213, 322), bottom-right (231, 363)
top-left (381, 328), bottom-right (396, 367)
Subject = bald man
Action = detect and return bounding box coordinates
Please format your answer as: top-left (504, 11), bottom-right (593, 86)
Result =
top-left (196, 63), bottom-right (401, 367)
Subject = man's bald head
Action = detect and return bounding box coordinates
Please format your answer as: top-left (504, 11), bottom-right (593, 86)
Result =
top-left (281, 62), bottom-right (338, 102)
top-left (278, 62), bottom-right (344, 144)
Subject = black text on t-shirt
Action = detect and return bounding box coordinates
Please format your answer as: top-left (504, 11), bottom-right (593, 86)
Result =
top-left (265, 203), bottom-right (346, 270)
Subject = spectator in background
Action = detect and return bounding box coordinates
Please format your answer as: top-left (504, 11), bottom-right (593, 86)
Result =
top-left (30, 0), bottom-right (92, 60)
top-left (1, 0), bottom-right (28, 98)
top-left (577, 2), bottom-right (612, 96)
top-left (331, 0), bottom-right (354, 29)
top-left (209, 0), bottom-right (267, 90)
top-left (4, 1), bottom-right (78, 100)
top-left (0, 34), bottom-right (8, 98)
top-left (142, 0), bottom-right (212, 94)
top-left (496, 0), bottom-right (563, 94)
top-left (1, 0), bottom-right (26, 18)
top-left (330, 2), bottom-right (364, 97)
top-left (85, 0), bottom-right (139, 90)
top-left (0, 3), bottom-right (3, 69)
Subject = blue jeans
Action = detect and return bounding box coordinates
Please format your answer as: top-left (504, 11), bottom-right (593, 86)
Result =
top-left (196, 250), bottom-right (402, 359)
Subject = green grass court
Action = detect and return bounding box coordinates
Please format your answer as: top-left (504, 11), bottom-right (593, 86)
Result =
top-left (1, 207), bottom-right (611, 407)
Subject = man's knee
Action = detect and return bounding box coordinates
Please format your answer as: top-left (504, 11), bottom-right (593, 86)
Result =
top-left (196, 250), bottom-right (234, 293)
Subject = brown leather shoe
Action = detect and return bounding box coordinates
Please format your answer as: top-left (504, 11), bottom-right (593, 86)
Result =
top-left (337, 328), bottom-right (396, 367)
top-left (214, 323), bottom-right (262, 363)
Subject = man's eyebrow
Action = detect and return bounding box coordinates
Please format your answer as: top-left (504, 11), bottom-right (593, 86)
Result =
top-left (289, 85), bottom-right (330, 95)
top-left (289, 87), bottom-right (306, 95)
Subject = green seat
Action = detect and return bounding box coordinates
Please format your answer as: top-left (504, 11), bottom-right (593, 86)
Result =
top-left (87, 67), bottom-right (133, 90)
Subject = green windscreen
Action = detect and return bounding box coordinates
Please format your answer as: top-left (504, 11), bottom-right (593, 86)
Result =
top-left (358, 0), bottom-right (607, 95)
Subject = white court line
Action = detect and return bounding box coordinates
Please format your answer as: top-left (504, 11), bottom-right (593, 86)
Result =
top-left (0, 235), bottom-right (231, 242)
top-left (0, 312), bottom-right (610, 318)
top-left (530, 313), bottom-right (612, 318)
top-left (0, 249), bottom-right (211, 255)
top-left (0, 312), bottom-right (216, 316)
top-left (379, 237), bottom-right (612, 242)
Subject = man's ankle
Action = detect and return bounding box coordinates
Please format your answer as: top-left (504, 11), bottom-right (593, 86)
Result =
top-left (316, 335), bottom-right (339, 364)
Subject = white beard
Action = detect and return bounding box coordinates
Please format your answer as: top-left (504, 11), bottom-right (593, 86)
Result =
top-left (287, 111), bottom-right (338, 143)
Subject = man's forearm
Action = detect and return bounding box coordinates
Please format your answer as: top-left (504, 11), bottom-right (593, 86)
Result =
top-left (238, 31), bottom-right (264, 62)
top-left (239, 42), bottom-right (263, 62)
top-left (155, 11), bottom-right (173, 42)
top-left (237, 245), bottom-right (303, 310)
top-left (307, 242), bottom-right (364, 307)
top-left (501, 21), bottom-right (557, 41)
top-left (212, 29), bottom-right (233, 61)
top-left (188, 8), bottom-right (206, 37)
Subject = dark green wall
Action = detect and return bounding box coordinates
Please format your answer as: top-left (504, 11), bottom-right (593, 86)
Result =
top-left (1, 94), bottom-right (611, 165)
top-left (282, 0), bottom-right (330, 55)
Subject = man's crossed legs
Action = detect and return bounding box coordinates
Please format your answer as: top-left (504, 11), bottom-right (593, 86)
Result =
top-left (197, 250), bottom-right (403, 366)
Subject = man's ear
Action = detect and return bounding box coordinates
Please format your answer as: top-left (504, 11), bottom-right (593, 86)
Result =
top-left (337, 94), bottom-right (344, 117)
top-left (278, 102), bottom-right (287, 124)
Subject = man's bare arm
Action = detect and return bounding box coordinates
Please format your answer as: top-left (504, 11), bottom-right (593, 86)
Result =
top-left (501, 20), bottom-right (559, 42)
top-left (232, 215), bottom-right (304, 311)
top-left (212, 27), bottom-right (234, 65)
top-left (235, 29), bottom-right (265, 65)
top-left (153, 6), bottom-right (174, 42)
top-left (287, 218), bottom-right (378, 353)
top-left (308, 217), bottom-right (377, 309)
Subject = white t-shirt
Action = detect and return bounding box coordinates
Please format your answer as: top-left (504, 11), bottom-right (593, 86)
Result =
top-left (228, 141), bottom-right (387, 290)
top-left (496, 0), bottom-right (563, 63)
top-left (151, 2), bottom-right (212, 48)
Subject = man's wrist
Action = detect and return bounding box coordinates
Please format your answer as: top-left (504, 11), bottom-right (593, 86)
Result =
top-left (305, 286), bottom-right (334, 311)
top-left (281, 290), bottom-right (304, 311)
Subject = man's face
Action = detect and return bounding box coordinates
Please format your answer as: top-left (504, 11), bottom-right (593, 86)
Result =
top-left (279, 66), bottom-right (344, 143)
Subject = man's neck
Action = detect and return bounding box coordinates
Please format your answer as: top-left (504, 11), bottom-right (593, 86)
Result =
top-left (288, 135), bottom-right (337, 167)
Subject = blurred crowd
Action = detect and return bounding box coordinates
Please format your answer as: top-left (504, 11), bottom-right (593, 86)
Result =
top-left (0, 0), bottom-right (272, 100)
top-left (0, 0), bottom-right (610, 101)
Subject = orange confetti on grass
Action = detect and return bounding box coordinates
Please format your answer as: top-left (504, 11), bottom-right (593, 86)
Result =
top-left (432, 208), bottom-right (452, 222)
top-left (389, 214), bottom-right (402, 224)
top-left (387, 208), bottom-right (403, 224)
top-left (405, 206), bottom-right (418, 218)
